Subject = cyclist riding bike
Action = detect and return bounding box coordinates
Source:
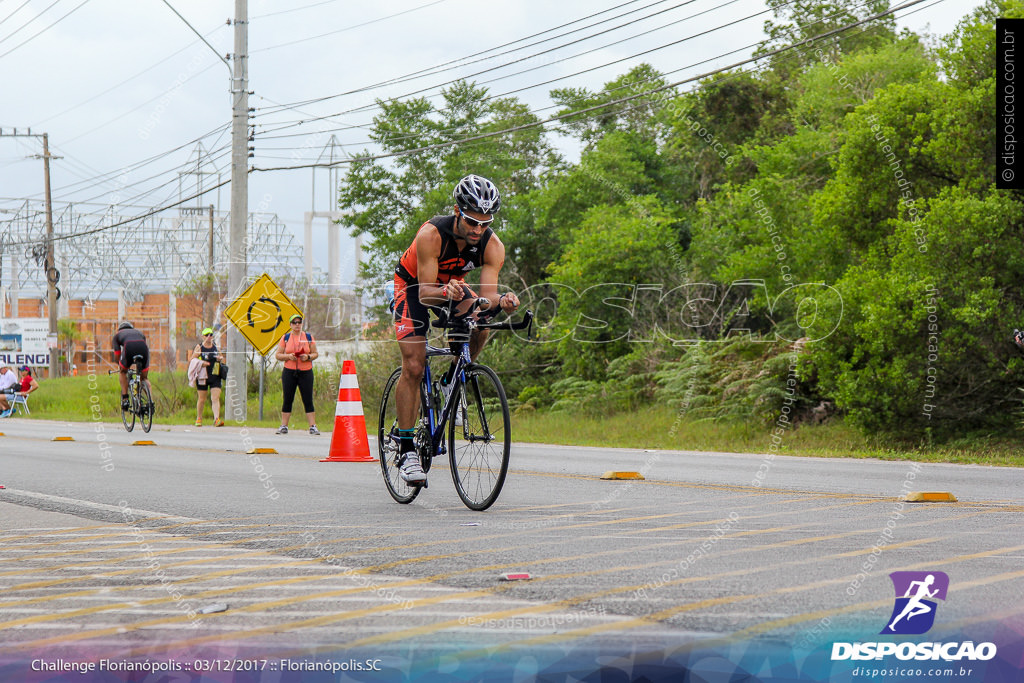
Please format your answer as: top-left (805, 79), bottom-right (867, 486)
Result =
top-left (393, 174), bottom-right (520, 485)
top-left (113, 322), bottom-right (152, 414)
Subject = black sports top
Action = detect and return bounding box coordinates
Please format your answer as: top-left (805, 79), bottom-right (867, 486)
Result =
top-left (395, 215), bottom-right (494, 285)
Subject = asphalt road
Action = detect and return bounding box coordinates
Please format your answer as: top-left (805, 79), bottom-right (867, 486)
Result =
top-left (1, 418), bottom-right (1022, 678)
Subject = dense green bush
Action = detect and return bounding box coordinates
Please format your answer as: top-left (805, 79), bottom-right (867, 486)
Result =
top-left (335, 1), bottom-right (1024, 443)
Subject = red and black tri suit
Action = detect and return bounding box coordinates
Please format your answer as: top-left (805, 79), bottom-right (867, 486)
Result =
top-left (392, 215), bottom-right (493, 340)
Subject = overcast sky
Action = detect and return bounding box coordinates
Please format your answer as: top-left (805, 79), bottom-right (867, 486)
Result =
top-left (0, 0), bottom-right (986, 287)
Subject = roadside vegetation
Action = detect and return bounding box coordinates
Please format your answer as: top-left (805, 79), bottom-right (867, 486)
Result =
top-left (24, 1), bottom-right (1024, 468)
top-left (22, 366), bottom-right (1024, 467)
top-left (338, 0), bottom-right (1024, 452)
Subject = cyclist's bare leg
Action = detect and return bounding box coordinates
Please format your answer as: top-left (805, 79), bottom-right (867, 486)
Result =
top-left (140, 369), bottom-right (151, 398)
top-left (397, 336), bottom-right (427, 431)
top-left (118, 367), bottom-right (129, 395)
top-left (469, 328), bottom-right (490, 361)
top-left (440, 324), bottom-right (490, 382)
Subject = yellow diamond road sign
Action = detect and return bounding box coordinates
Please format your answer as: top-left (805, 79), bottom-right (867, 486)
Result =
top-left (225, 273), bottom-right (302, 356)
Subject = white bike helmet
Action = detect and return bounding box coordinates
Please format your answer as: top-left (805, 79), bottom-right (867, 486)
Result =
top-left (453, 174), bottom-right (501, 215)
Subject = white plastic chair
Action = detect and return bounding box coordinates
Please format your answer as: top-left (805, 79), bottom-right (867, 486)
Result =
top-left (10, 393), bottom-right (29, 415)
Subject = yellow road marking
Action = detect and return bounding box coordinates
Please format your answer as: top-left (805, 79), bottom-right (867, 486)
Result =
top-left (0, 493), bottom-right (999, 651)
top-left (447, 541), bottom-right (1024, 659)
top-left (288, 537), bottom-right (945, 656)
top-left (82, 515), bottom-right (997, 656)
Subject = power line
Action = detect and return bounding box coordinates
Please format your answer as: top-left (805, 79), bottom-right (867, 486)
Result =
top-left (252, 0), bottom-right (879, 149)
top-left (0, 0), bottom-right (91, 60)
top-left (250, 0), bottom-right (346, 20)
top-left (250, 0), bottom-right (449, 54)
top-left (2, 177), bottom-right (232, 247)
top-left (0, 0), bottom-right (34, 29)
top-left (34, 26), bottom-right (224, 125)
top-left (0, 0), bottom-right (64, 44)
top-left (61, 142), bottom-right (231, 207)
top-left (16, 123), bottom-right (229, 201)
top-left (253, 0), bottom-right (762, 138)
top-left (353, 0), bottom-right (669, 97)
top-left (252, 0), bottom-right (928, 173)
top-left (256, 0), bottom-right (667, 113)
top-left (60, 61), bottom-right (220, 146)
top-left (8, 0), bottom-right (929, 245)
top-left (256, 0), bottom-right (704, 126)
top-left (242, 0), bottom-right (877, 173)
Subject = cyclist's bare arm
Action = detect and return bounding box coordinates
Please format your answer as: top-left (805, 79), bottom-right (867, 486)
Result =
top-left (480, 236), bottom-right (519, 313)
top-left (414, 226), bottom-right (459, 306)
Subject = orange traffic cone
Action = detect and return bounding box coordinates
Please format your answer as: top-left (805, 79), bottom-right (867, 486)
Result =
top-left (321, 360), bottom-right (376, 462)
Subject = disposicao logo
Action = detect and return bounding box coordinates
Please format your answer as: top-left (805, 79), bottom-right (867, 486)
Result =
top-left (831, 571), bottom-right (997, 662)
top-left (881, 571), bottom-right (948, 635)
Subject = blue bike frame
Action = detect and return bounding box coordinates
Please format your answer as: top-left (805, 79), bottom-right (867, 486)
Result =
top-left (421, 339), bottom-right (473, 458)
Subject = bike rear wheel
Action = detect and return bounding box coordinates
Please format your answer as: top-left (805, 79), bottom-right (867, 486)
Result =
top-left (121, 379), bottom-right (136, 432)
top-left (138, 382), bottom-right (153, 433)
top-left (378, 368), bottom-right (430, 504)
top-left (448, 364), bottom-right (510, 511)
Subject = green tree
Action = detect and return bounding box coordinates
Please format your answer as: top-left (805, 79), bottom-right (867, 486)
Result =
top-left (807, 188), bottom-right (1024, 434)
top-left (339, 81), bottom-right (559, 286)
top-left (758, 0), bottom-right (896, 75)
top-left (551, 64), bottom-right (671, 148)
top-left (546, 198), bottom-right (679, 378)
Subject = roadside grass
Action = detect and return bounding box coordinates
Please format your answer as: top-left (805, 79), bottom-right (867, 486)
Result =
top-left (17, 376), bottom-right (1024, 466)
top-left (16, 372), bottom-right (339, 430)
top-left (511, 405), bottom-right (1024, 467)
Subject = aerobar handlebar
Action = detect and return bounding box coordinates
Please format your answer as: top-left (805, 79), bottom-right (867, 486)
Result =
top-left (431, 298), bottom-right (533, 335)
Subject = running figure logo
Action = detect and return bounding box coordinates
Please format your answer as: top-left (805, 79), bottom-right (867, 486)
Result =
top-left (881, 571), bottom-right (949, 635)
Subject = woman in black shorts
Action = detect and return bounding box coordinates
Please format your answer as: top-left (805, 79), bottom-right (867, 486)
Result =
top-left (192, 327), bottom-right (225, 427)
top-left (274, 314), bottom-right (320, 435)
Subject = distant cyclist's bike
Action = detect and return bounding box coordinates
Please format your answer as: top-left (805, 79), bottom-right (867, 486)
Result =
top-left (379, 303), bottom-right (532, 511)
top-left (110, 355), bottom-right (153, 433)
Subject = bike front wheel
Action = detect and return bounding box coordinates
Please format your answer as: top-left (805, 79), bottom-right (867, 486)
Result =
top-left (448, 364), bottom-right (510, 511)
top-left (121, 382), bottom-right (136, 433)
top-left (138, 382), bottom-right (153, 433)
top-left (378, 368), bottom-right (426, 504)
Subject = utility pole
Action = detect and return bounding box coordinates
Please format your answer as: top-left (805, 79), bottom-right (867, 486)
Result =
top-left (201, 202), bottom-right (214, 325)
top-left (0, 129), bottom-right (60, 378)
top-left (42, 133), bottom-right (57, 380)
top-left (208, 204), bottom-right (215, 278)
top-left (159, 0), bottom-right (248, 419)
top-left (207, 203), bottom-right (214, 324)
top-left (226, 0), bottom-right (249, 422)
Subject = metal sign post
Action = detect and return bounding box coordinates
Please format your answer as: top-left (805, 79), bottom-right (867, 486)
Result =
top-left (258, 354), bottom-right (266, 420)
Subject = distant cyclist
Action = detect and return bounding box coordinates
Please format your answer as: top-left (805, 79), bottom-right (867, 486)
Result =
top-left (113, 322), bottom-right (151, 414)
top-left (391, 174), bottom-right (519, 484)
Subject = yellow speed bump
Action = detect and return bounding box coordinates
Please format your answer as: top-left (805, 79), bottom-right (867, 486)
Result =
top-left (132, 440), bottom-right (156, 446)
top-left (247, 447), bottom-right (278, 454)
top-left (600, 471), bottom-right (644, 480)
top-left (904, 491), bottom-right (958, 503)
top-left (52, 436), bottom-right (75, 441)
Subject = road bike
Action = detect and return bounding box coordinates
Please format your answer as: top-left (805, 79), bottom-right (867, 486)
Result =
top-left (378, 302), bottom-right (532, 511)
top-left (110, 355), bottom-right (153, 433)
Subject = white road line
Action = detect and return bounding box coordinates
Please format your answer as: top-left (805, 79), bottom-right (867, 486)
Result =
top-left (3, 490), bottom-right (199, 524)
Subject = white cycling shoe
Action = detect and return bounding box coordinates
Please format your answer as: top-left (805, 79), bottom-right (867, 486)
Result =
top-left (399, 451), bottom-right (426, 484)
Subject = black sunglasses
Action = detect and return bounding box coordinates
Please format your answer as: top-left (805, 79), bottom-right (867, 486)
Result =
top-left (291, 319), bottom-right (303, 324)
top-left (460, 211), bottom-right (493, 228)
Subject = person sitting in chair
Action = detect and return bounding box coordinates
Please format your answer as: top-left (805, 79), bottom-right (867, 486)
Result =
top-left (17, 366), bottom-right (38, 397)
top-left (0, 365), bottom-right (18, 417)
